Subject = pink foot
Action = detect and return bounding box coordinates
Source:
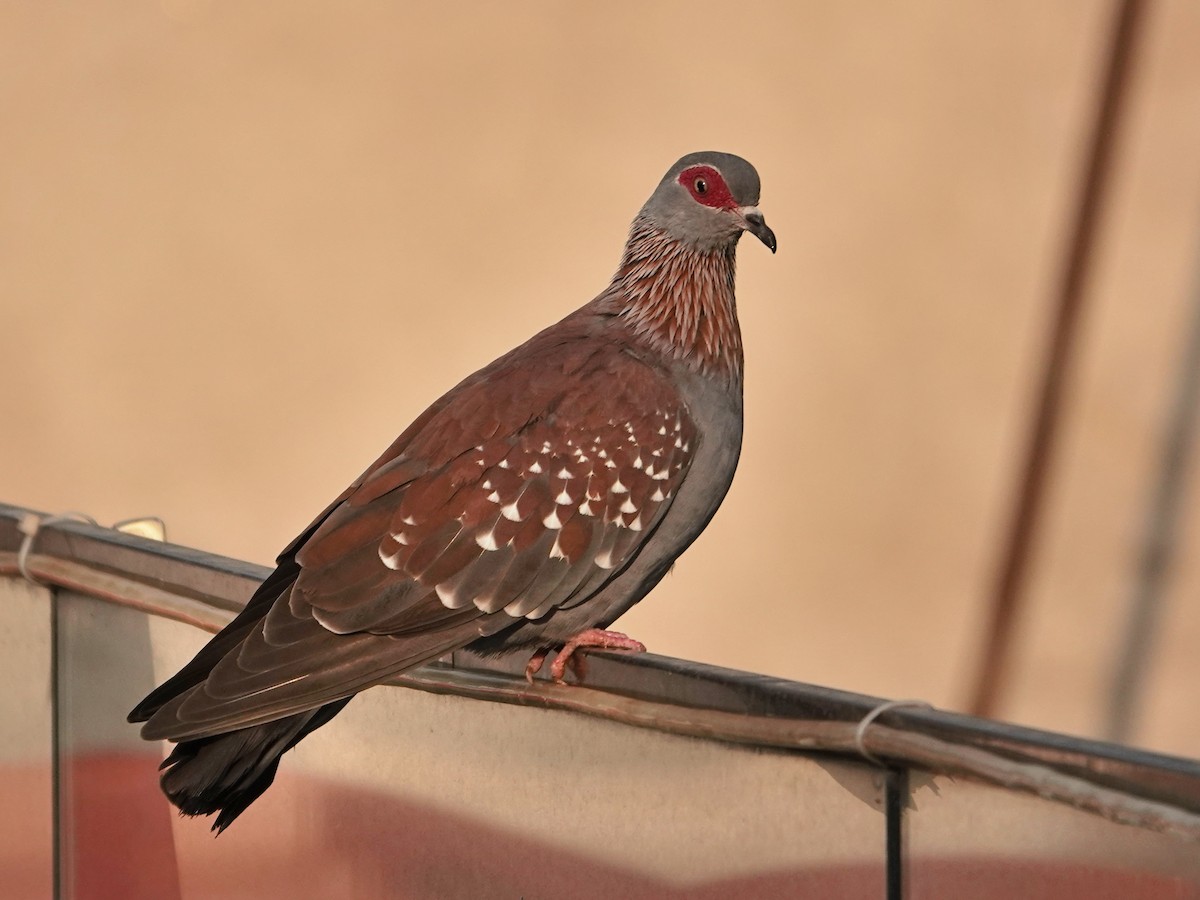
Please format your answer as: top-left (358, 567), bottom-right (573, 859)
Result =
top-left (524, 629), bottom-right (647, 685)
top-left (543, 628), bottom-right (646, 684)
top-left (525, 643), bottom-right (589, 684)
top-left (524, 647), bottom-right (550, 684)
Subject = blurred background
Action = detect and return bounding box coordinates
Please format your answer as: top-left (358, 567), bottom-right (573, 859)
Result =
top-left (3, 1), bottom-right (1199, 757)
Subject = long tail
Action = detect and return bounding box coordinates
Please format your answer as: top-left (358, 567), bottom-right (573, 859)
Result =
top-left (158, 696), bottom-right (351, 833)
top-left (129, 562), bottom-right (326, 832)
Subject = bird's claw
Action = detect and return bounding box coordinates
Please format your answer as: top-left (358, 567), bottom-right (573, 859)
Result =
top-left (525, 629), bottom-right (647, 685)
top-left (524, 648), bottom-right (550, 684)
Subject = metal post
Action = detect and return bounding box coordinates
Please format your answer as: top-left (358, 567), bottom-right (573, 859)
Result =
top-left (1105, 219), bottom-right (1200, 743)
top-left (967, 0), bottom-right (1148, 718)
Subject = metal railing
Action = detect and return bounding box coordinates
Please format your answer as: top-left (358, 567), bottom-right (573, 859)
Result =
top-left (3, 501), bottom-right (1199, 899)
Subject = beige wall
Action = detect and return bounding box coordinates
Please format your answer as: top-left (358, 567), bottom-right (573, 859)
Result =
top-left (4, 1), bottom-right (1200, 756)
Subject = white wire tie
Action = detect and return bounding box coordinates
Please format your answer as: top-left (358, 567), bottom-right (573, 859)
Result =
top-left (15, 511), bottom-right (166, 586)
top-left (853, 698), bottom-right (934, 767)
top-left (17, 511), bottom-right (99, 586)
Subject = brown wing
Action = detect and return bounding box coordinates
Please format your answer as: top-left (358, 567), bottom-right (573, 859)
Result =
top-left (142, 328), bottom-right (697, 740)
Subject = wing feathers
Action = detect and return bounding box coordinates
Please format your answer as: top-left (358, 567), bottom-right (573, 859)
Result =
top-left (142, 592), bottom-right (481, 740)
top-left (144, 336), bottom-right (704, 741)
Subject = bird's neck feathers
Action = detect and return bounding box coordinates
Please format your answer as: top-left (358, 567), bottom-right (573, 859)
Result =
top-left (605, 216), bottom-right (744, 383)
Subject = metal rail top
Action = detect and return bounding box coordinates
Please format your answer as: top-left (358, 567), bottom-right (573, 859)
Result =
top-left (3, 501), bottom-right (1199, 841)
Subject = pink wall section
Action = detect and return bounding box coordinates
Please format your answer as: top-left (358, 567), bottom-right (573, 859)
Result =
top-left (7, 753), bottom-right (1193, 900)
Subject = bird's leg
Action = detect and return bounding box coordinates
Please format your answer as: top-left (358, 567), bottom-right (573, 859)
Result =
top-left (523, 644), bottom-right (588, 684)
top-left (541, 628), bottom-right (646, 684)
top-left (524, 647), bottom-right (551, 684)
top-left (524, 630), bottom-right (647, 684)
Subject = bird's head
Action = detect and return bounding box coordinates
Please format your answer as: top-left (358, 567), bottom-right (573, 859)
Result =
top-left (640, 151), bottom-right (776, 255)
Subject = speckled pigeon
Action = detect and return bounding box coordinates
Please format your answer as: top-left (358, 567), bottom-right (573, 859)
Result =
top-left (128, 151), bottom-right (775, 832)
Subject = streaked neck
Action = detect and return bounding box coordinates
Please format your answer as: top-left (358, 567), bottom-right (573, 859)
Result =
top-left (607, 217), bottom-right (743, 383)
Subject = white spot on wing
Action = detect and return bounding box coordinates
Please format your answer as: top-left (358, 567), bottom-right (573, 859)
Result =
top-left (579, 499), bottom-right (593, 516)
top-left (435, 582), bottom-right (458, 608)
top-left (501, 501), bottom-right (523, 521)
top-left (627, 515), bottom-right (643, 532)
top-left (555, 488), bottom-right (572, 505)
top-left (556, 467), bottom-right (573, 479)
top-left (476, 530), bottom-right (499, 551)
top-left (611, 479), bottom-right (628, 494)
top-left (380, 547), bottom-right (402, 569)
top-left (487, 491), bottom-right (502, 503)
top-left (401, 515), bottom-right (417, 526)
top-left (595, 549), bottom-right (617, 569)
top-left (528, 460), bottom-right (543, 473)
top-left (543, 510), bottom-right (562, 529)
top-left (498, 459), bottom-right (510, 469)
top-left (651, 487), bottom-right (665, 502)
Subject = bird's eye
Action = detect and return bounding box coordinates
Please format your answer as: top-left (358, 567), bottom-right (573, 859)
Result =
top-left (694, 178), bottom-right (708, 194)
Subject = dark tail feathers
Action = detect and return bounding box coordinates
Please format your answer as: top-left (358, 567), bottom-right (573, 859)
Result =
top-left (159, 697), bottom-right (351, 833)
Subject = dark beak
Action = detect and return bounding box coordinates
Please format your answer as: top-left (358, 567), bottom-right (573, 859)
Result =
top-left (741, 209), bottom-right (777, 254)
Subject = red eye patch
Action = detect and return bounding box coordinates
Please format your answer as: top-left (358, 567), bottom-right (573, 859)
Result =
top-left (678, 165), bottom-right (737, 209)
